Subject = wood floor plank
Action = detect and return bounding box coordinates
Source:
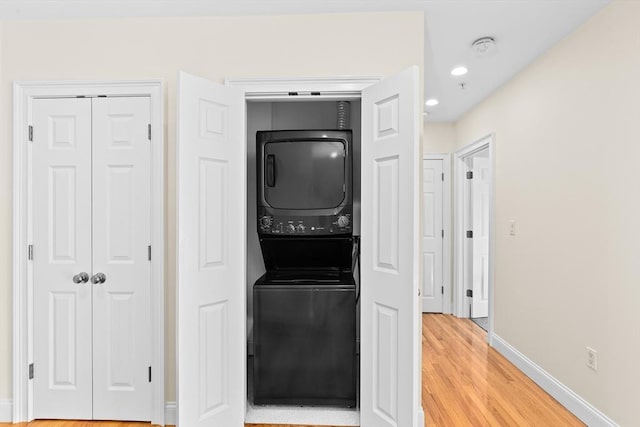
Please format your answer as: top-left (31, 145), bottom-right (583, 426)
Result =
top-left (0, 314), bottom-right (584, 427)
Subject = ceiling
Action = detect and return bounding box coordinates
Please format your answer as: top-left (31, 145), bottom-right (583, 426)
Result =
top-left (0, 0), bottom-right (612, 122)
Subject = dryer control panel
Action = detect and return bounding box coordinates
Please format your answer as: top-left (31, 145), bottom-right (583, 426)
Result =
top-left (257, 210), bottom-right (352, 236)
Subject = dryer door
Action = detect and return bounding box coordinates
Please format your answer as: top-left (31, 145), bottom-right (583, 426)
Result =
top-left (263, 139), bottom-right (346, 209)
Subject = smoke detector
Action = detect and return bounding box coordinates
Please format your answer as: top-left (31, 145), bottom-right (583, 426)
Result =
top-left (472, 37), bottom-right (496, 56)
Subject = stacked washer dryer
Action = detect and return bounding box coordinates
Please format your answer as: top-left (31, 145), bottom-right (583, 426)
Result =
top-left (253, 129), bottom-right (357, 407)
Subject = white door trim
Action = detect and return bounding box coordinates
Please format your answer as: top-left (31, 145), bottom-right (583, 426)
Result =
top-left (453, 134), bottom-right (495, 343)
top-left (225, 76), bottom-right (382, 100)
top-left (423, 154), bottom-right (452, 314)
top-left (12, 80), bottom-right (165, 425)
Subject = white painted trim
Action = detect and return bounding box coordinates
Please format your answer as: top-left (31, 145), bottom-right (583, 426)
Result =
top-left (225, 76), bottom-right (382, 100)
top-left (12, 80), bottom-right (165, 425)
top-left (12, 81), bottom-right (31, 423)
top-left (492, 335), bottom-right (618, 427)
top-left (453, 134), bottom-right (495, 342)
top-left (487, 138), bottom-right (496, 345)
top-left (164, 401), bottom-right (176, 426)
top-left (0, 399), bottom-right (12, 422)
top-left (423, 153), bottom-right (452, 314)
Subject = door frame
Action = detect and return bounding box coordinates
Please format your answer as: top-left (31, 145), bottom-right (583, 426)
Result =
top-left (227, 75), bottom-right (424, 426)
top-left (422, 154), bottom-right (452, 314)
top-left (12, 80), bottom-right (165, 424)
top-left (453, 134), bottom-right (495, 343)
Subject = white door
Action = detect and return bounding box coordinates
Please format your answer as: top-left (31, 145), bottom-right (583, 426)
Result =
top-left (177, 72), bottom-right (246, 427)
top-left (33, 98), bottom-right (93, 419)
top-left (361, 66), bottom-right (422, 427)
top-left (471, 155), bottom-right (490, 318)
top-left (91, 97), bottom-right (152, 420)
top-left (32, 97), bottom-right (151, 421)
top-left (422, 159), bottom-right (444, 313)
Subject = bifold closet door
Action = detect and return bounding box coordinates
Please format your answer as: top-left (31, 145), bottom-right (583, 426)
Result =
top-left (32, 98), bottom-right (94, 419)
top-left (361, 66), bottom-right (422, 427)
top-left (32, 96), bottom-right (151, 421)
top-left (91, 97), bottom-right (151, 420)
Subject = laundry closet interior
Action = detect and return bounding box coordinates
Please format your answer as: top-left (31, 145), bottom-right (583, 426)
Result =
top-left (244, 97), bottom-right (362, 424)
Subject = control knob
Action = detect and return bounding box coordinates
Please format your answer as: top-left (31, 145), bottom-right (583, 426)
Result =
top-left (297, 224), bottom-right (306, 233)
top-left (259, 216), bottom-right (272, 227)
top-left (286, 224), bottom-right (296, 233)
top-left (337, 215), bottom-right (350, 227)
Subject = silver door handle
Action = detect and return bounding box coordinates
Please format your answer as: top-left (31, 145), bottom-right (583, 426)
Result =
top-left (90, 272), bottom-right (106, 284)
top-left (72, 272), bottom-right (89, 284)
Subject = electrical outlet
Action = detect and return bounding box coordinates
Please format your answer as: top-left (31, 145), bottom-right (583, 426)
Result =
top-left (509, 220), bottom-right (516, 236)
top-left (586, 347), bottom-right (598, 371)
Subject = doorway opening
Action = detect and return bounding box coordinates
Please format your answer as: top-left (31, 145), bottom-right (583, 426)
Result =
top-left (454, 134), bottom-right (494, 341)
top-left (245, 100), bottom-right (362, 425)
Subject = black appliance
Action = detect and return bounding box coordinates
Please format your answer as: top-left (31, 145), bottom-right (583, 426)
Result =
top-left (256, 129), bottom-right (353, 236)
top-left (253, 269), bottom-right (356, 407)
top-left (253, 129), bottom-right (357, 407)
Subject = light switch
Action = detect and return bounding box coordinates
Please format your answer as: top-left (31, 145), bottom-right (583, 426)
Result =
top-left (509, 220), bottom-right (516, 236)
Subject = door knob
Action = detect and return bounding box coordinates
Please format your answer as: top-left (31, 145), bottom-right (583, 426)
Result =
top-left (90, 272), bottom-right (106, 284)
top-left (72, 272), bottom-right (89, 284)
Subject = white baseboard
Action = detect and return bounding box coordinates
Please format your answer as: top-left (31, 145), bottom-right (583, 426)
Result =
top-left (492, 334), bottom-right (618, 427)
top-left (0, 399), bottom-right (12, 422)
top-left (164, 401), bottom-right (176, 426)
top-left (0, 399), bottom-right (176, 425)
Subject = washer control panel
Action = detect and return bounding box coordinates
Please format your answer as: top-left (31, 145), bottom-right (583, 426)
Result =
top-left (258, 211), bottom-right (352, 236)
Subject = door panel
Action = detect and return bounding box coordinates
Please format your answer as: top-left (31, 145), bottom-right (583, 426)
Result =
top-left (361, 67), bottom-right (421, 427)
top-left (422, 159), bottom-right (444, 312)
top-left (33, 98), bottom-right (93, 419)
top-left (374, 157), bottom-right (399, 271)
top-left (91, 97), bottom-right (151, 420)
top-left (177, 72), bottom-right (245, 427)
top-left (471, 156), bottom-right (490, 318)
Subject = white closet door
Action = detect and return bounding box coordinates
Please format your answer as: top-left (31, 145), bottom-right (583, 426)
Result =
top-left (32, 98), bottom-right (93, 419)
top-left (471, 156), bottom-right (490, 318)
top-left (91, 97), bottom-right (152, 420)
top-left (422, 159), bottom-right (444, 313)
top-left (361, 67), bottom-right (422, 427)
top-left (177, 72), bottom-right (246, 427)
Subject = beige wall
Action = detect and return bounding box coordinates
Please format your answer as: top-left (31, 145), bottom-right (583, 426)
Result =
top-left (0, 12), bottom-right (423, 402)
top-left (455, 1), bottom-right (639, 424)
top-left (423, 121), bottom-right (455, 154)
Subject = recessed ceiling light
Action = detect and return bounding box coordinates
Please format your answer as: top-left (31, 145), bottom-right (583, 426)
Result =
top-left (425, 98), bottom-right (439, 107)
top-left (451, 66), bottom-right (468, 77)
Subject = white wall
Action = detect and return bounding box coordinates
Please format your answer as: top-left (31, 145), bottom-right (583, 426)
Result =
top-left (455, 1), bottom-right (639, 424)
top-left (424, 121), bottom-right (455, 154)
top-left (0, 12), bottom-right (423, 403)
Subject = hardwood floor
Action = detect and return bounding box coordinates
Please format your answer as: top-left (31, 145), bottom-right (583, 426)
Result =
top-left (1, 314), bottom-right (584, 427)
top-left (422, 314), bottom-right (583, 427)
